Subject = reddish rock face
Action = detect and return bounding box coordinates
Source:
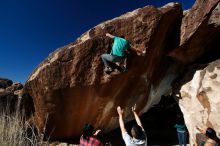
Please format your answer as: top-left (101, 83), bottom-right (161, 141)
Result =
top-left (24, 3), bottom-right (183, 139)
top-left (169, 0), bottom-right (220, 64)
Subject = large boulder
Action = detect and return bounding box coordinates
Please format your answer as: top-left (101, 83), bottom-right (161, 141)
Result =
top-left (0, 78), bottom-right (13, 89)
top-left (24, 3), bottom-right (183, 139)
top-left (179, 59), bottom-right (220, 143)
top-left (0, 88), bottom-right (16, 113)
top-left (169, 0), bottom-right (220, 64)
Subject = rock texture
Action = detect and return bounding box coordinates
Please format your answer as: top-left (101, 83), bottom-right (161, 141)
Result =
top-left (0, 78), bottom-right (13, 89)
top-left (170, 0), bottom-right (220, 143)
top-left (179, 59), bottom-right (220, 142)
top-left (24, 3), bottom-right (183, 139)
top-left (24, 0), bottom-right (220, 141)
top-left (0, 78), bottom-right (34, 117)
top-left (170, 0), bottom-right (220, 64)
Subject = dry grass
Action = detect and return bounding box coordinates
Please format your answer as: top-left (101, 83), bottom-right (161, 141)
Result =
top-left (0, 103), bottom-right (48, 146)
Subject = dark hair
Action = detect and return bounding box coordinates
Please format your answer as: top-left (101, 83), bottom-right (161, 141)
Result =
top-left (175, 110), bottom-right (184, 124)
top-left (177, 119), bottom-right (184, 125)
top-left (206, 127), bottom-right (220, 144)
top-left (131, 124), bottom-right (144, 140)
top-left (119, 35), bottom-right (125, 38)
top-left (82, 124), bottom-right (94, 140)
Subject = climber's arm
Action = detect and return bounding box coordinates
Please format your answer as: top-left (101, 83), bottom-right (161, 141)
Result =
top-left (130, 44), bottom-right (146, 55)
top-left (106, 33), bottom-right (115, 39)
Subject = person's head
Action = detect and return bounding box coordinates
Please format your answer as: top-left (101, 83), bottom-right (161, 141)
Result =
top-left (82, 124), bottom-right (94, 140)
top-left (206, 127), bottom-right (217, 139)
top-left (131, 124), bottom-right (144, 140)
top-left (119, 35), bottom-right (127, 39)
top-left (176, 111), bottom-right (184, 125)
top-left (206, 127), bottom-right (220, 144)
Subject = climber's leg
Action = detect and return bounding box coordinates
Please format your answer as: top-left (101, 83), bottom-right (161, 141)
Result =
top-left (101, 54), bottom-right (124, 73)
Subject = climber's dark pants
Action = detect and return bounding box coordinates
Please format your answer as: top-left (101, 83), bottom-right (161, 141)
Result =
top-left (101, 54), bottom-right (125, 68)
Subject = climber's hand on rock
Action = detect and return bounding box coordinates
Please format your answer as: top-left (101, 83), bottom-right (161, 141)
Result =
top-left (137, 50), bottom-right (146, 56)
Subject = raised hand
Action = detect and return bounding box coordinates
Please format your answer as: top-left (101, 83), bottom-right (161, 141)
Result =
top-left (132, 104), bottom-right (137, 112)
top-left (94, 129), bottom-right (102, 136)
top-left (196, 126), bottom-right (206, 134)
top-left (117, 106), bottom-right (124, 116)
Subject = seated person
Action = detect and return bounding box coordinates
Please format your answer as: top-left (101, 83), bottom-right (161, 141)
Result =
top-left (193, 127), bottom-right (220, 146)
top-left (80, 123), bottom-right (103, 146)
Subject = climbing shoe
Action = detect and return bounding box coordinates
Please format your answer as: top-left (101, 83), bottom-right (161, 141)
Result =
top-left (104, 67), bottom-right (112, 73)
top-left (121, 66), bottom-right (127, 72)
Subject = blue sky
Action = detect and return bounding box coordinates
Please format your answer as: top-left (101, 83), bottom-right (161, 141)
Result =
top-left (0, 0), bottom-right (195, 83)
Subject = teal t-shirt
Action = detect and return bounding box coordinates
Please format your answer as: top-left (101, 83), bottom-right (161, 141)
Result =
top-left (174, 124), bottom-right (186, 132)
top-left (111, 36), bottom-right (130, 57)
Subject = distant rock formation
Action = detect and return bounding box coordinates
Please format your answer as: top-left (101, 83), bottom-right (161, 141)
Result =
top-left (24, 0), bottom-right (220, 141)
top-left (0, 78), bottom-right (13, 89)
top-left (0, 78), bottom-right (34, 117)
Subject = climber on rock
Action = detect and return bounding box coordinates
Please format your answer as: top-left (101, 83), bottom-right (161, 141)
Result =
top-left (101, 33), bottom-right (145, 74)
